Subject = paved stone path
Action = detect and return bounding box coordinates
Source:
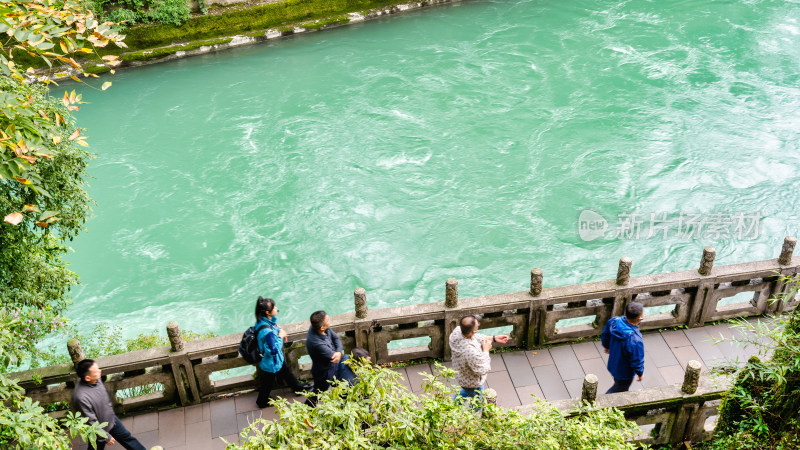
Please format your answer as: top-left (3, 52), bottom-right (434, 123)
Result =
top-left (70, 321), bottom-right (766, 450)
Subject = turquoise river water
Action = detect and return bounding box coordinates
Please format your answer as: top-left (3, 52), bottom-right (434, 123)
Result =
top-left (65, 0), bottom-right (800, 338)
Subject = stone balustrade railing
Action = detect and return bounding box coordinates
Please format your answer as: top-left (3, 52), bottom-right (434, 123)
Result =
top-left (520, 359), bottom-right (728, 446)
top-left (8, 238), bottom-right (799, 444)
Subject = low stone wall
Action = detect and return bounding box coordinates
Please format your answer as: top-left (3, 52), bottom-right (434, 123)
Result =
top-left (532, 363), bottom-right (730, 446)
top-left (9, 237), bottom-right (798, 444)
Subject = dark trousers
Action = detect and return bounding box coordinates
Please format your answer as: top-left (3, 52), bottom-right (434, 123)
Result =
top-left (311, 364), bottom-right (338, 393)
top-left (96, 416), bottom-right (145, 450)
top-left (454, 385), bottom-right (484, 403)
top-left (605, 378), bottom-right (633, 394)
top-left (305, 364), bottom-right (338, 407)
top-left (335, 355), bottom-right (357, 386)
top-left (256, 362), bottom-right (304, 408)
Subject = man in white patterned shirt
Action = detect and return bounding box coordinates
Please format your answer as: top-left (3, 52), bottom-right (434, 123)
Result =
top-left (449, 315), bottom-right (509, 399)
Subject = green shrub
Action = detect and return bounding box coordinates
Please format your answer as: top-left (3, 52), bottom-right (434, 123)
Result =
top-left (105, 7), bottom-right (139, 26)
top-left (707, 274), bottom-right (800, 449)
top-left (78, 0), bottom-right (104, 16)
top-left (227, 361), bottom-right (642, 449)
top-left (95, 0), bottom-right (191, 29)
top-left (145, 0), bottom-right (191, 26)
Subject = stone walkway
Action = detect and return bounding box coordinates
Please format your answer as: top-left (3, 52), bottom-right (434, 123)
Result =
top-left (70, 321), bottom-right (767, 450)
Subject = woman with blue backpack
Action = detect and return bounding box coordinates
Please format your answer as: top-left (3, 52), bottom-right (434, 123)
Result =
top-left (254, 296), bottom-right (310, 408)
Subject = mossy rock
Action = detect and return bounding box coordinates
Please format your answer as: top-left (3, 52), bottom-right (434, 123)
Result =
top-left (84, 65), bottom-right (112, 75)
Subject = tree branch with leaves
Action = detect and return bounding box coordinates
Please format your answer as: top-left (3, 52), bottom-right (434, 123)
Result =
top-left (1, 0), bottom-right (125, 361)
top-left (1, 0), bottom-right (125, 226)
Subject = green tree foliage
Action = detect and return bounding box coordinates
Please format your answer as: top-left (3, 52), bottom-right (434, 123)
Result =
top-left (1, 0), bottom-right (124, 220)
top-left (710, 276), bottom-right (800, 449)
top-left (1, 4), bottom-right (124, 443)
top-left (0, 312), bottom-right (108, 449)
top-left (1, 1), bottom-right (124, 359)
top-left (228, 361), bottom-right (643, 449)
top-left (1, 77), bottom-right (89, 356)
top-left (0, 1), bottom-right (124, 84)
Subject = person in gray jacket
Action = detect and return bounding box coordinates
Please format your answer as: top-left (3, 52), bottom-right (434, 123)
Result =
top-left (73, 359), bottom-right (146, 450)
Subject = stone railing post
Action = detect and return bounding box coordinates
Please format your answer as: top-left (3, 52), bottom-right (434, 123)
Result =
top-left (612, 257), bottom-right (633, 317)
top-left (443, 278), bottom-right (459, 361)
top-left (778, 236), bottom-right (796, 266)
top-left (167, 321), bottom-right (184, 352)
top-left (67, 339), bottom-right (85, 366)
top-left (689, 247), bottom-right (718, 326)
top-left (354, 288), bottom-right (367, 319)
top-left (581, 374), bottom-right (598, 403)
top-left (165, 321), bottom-right (201, 405)
top-left (527, 268), bottom-right (544, 348)
top-left (698, 247), bottom-right (715, 276)
top-left (616, 257), bottom-right (632, 285)
top-left (530, 268), bottom-right (543, 296)
top-left (446, 278), bottom-right (458, 308)
top-left (681, 360), bottom-right (702, 394)
top-left (354, 287), bottom-right (375, 356)
top-left (771, 236), bottom-right (798, 315)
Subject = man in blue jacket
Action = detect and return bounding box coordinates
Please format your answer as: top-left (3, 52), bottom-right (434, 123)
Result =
top-left (601, 302), bottom-right (645, 394)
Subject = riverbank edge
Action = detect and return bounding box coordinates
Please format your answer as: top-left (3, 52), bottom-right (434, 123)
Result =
top-left (39, 0), bottom-right (465, 80)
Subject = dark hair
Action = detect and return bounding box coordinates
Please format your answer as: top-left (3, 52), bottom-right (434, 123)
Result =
top-left (626, 302), bottom-right (644, 322)
top-left (352, 347), bottom-right (370, 361)
top-left (255, 296), bottom-right (276, 321)
top-left (310, 310), bottom-right (327, 332)
top-left (459, 315), bottom-right (479, 336)
top-left (76, 359), bottom-right (95, 380)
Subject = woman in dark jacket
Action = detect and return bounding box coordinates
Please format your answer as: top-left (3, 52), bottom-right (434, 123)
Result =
top-left (254, 296), bottom-right (309, 408)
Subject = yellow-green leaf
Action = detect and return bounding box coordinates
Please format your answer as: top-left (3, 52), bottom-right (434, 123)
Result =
top-left (39, 211), bottom-right (58, 221)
